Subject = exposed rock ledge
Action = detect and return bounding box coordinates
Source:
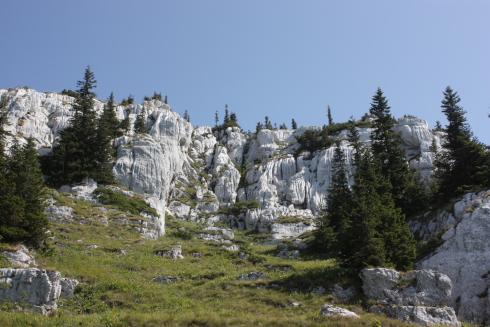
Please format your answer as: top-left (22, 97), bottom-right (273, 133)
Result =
top-left (0, 268), bottom-right (78, 315)
top-left (361, 268), bottom-right (460, 326)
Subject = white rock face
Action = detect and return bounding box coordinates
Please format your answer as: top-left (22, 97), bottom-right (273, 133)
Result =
top-left (0, 268), bottom-right (62, 314)
top-left (418, 190), bottom-right (490, 323)
top-left (320, 304), bottom-right (359, 319)
top-left (59, 278), bottom-right (79, 299)
top-left (0, 88), bottom-right (440, 236)
top-left (370, 305), bottom-right (460, 327)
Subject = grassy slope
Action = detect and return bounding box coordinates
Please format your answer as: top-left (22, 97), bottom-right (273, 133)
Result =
top-left (0, 191), bottom-right (419, 327)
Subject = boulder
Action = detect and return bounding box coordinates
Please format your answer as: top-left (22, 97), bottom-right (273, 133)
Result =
top-left (0, 268), bottom-right (62, 315)
top-left (320, 304), bottom-right (359, 319)
top-left (60, 278), bottom-right (79, 299)
top-left (361, 268), bottom-right (459, 326)
top-left (156, 245), bottom-right (184, 260)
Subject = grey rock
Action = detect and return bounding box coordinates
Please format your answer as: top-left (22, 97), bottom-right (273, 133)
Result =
top-left (1, 245), bottom-right (36, 268)
top-left (156, 245), bottom-right (184, 260)
top-left (320, 304), bottom-right (359, 319)
top-left (239, 271), bottom-right (267, 281)
top-left (0, 268), bottom-right (62, 315)
top-left (60, 278), bottom-right (79, 299)
top-left (153, 275), bottom-right (180, 284)
top-left (370, 305), bottom-right (460, 327)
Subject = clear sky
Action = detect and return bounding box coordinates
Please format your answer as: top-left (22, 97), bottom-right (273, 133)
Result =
top-left (1, 0), bottom-right (490, 142)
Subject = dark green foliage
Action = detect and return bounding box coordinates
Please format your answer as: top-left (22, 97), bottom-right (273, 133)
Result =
top-left (223, 105), bottom-right (229, 126)
top-left (46, 66), bottom-right (100, 186)
top-left (61, 89), bottom-right (78, 97)
top-left (369, 88), bottom-right (428, 217)
top-left (118, 109), bottom-right (131, 134)
top-left (256, 122), bottom-right (263, 133)
top-left (227, 112), bottom-right (239, 128)
top-left (214, 111), bottom-right (219, 127)
top-left (296, 128), bottom-right (333, 154)
top-left (264, 116), bottom-right (273, 130)
top-left (279, 123), bottom-right (287, 130)
top-left (327, 106), bottom-right (333, 126)
top-left (433, 87), bottom-right (490, 199)
top-left (94, 93), bottom-right (119, 184)
top-left (291, 119), bottom-right (297, 130)
top-left (0, 139), bottom-right (47, 248)
top-left (151, 92), bottom-right (162, 101)
top-left (434, 121), bottom-right (443, 131)
top-left (94, 187), bottom-right (158, 217)
top-left (120, 95), bottom-right (134, 106)
top-left (318, 141), bottom-right (352, 257)
top-left (134, 107), bottom-right (147, 134)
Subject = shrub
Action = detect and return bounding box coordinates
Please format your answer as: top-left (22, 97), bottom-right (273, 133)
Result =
top-left (93, 187), bottom-right (158, 217)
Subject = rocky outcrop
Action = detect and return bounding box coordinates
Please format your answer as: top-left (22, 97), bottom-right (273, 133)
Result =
top-left (361, 268), bottom-right (460, 326)
top-left (0, 268), bottom-right (62, 315)
top-left (418, 190), bottom-right (490, 323)
top-left (0, 88), bottom-right (440, 237)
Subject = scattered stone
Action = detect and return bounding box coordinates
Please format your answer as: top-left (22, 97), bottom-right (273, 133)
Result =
top-left (198, 226), bottom-right (235, 243)
top-left (60, 278), bottom-right (79, 299)
top-left (191, 252), bottom-right (203, 258)
top-left (288, 300), bottom-right (302, 307)
top-left (1, 245), bottom-right (36, 268)
top-left (119, 249), bottom-right (128, 256)
top-left (87, 244), bottom-right (98, 250)
top-left (239, 271), bottom-right (267, 281)
top-left (320, 304), bottom-right (359, 319)
top-left (222, 244), bottom-right (239, 252)
top-left (239, 252), bottom-right (249, 260)
top-left (277, 249), bottom-right (300, 259)
top-left (155, 245), bottom-right (184, 260)
top-left (45, 203), bottom-right (74, 224)
top-left (0, 268), bottom-right (62, 315)
top-left (153, 275), bottom-right (180, 284)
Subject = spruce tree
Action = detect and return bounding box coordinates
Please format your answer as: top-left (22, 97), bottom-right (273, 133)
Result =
top-left (256, 122), bottom-right (263, 133)
top-left (47, 66), bottom-right (99, 185)
top-left (214, 111), bottom-right (219, 127)
top-left (327, 106), bottom-right (333, 126)
top-left (369, 88), bottom-right (426, 217)
top-left (7, 139), bottom-right (47, 248)
top-left (291, 118), bottom-right (297, 130)
top-left (223, 105), bottom-right (230, 126)
top-left (134, 107), bottom-right (147, 134)
top-left (319, 141), bottom-right (352, 257)
top-left (434, 87), bottom-right (490, 199)
top-left (119, 109), bottom-right (130, 135)
top-left (94, 93), bottom-right (119, 183)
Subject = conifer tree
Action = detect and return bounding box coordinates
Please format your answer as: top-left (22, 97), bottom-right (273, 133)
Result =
top-left (369, 88), bottom-right (426, 217)
top-left (264, 116), bottom-right (273, 129)
top-left (94, 93), bottom-right (119, 183)
top-left (134, 107), bottom-right (147, 134)
top-left (164, 95), bottom-right (168, 104)
top-left (214, 111), bottom-right (219, 127)
top-left (291, 118), bottom-right (297, 130)
top-left (183, 110), bottom-right (190, 122)
top-left (256, 122), bottom-right (263, 133)
top-left (228, 112), bottom-right (238, 127)
top-left (47, 66), bottom-right (99, 185)
top-left (223, 105), bottom-right (230, 126)
top-left (6, 139), bottom-right (47, 247)
top-left (434, 87), bottom-right (490, 199)
top-left (319, 141), bottom-right (352, 257)
top-left (119, 109), bottom-right (130, 134)
top-left (327, 106), bottom-right (333, 126)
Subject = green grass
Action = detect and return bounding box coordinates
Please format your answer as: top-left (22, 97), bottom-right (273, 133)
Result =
top-left (0, 192), bottom-right (439, 326)
top-left (275, 216), bottom-right (310, 225)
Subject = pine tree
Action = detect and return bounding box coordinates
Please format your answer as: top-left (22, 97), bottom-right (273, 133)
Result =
top-left (214, 111), bottom-right (219, 127)
top-left (94, 93), bottom-right (119, 183)
top-left (369, 88), bottom-right (426, 217)
top-left (223, 105), bottom-right (230, 126)
top-left (134, 107), bottom-right (147, 134)
top-left (327, 106), bottom-right (333, 126)
top-left (291, 118), bottom-right (297, 130)
top-left (47, 66), bottom-right (99, 185)
top-left (434, 87), bottom-right (490, 199)
top-left (119, 109), bottom-right (130, 134)
top-left (228, 112), bottom-right (238, 127)
top-left (319, 141), bottom-right (352, 257)
top-left (164, 95), bottom-right (168, 104)
top-left (7, 139), bottom-right (47, 247)
top-left (183, 110), bottom-right (190, 122)
top-left (434, 121), bottom-right (443, 131)
top-left (264, 116), bottom-right (273, 129)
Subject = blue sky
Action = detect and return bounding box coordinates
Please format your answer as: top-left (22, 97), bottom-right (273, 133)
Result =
top-left (1, 0), bottom-right (490, 142)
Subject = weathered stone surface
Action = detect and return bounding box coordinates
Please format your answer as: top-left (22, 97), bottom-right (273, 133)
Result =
top-left (60, 278), bottom-right (79, 299)
top-left (239, 271), bottom-right (267, 281)
top-left (418, 190), bottom-right (490, 323)
top-left (156, 245), bottom-right (184, 260)
top-left (153, 275), bottom-right (180, 284)
top-left (0, 268), bottom-right (62, 315)
top-left (320, 304), bottom-right (359, 319)
top-left (361, 268), bottom-right (460, 326)
top-left (45, 200), bottom-right (74, 224)
top-left (370, 305), bottom-right (460, 327)
top-left (1, 245), bottom-right (36, 268)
